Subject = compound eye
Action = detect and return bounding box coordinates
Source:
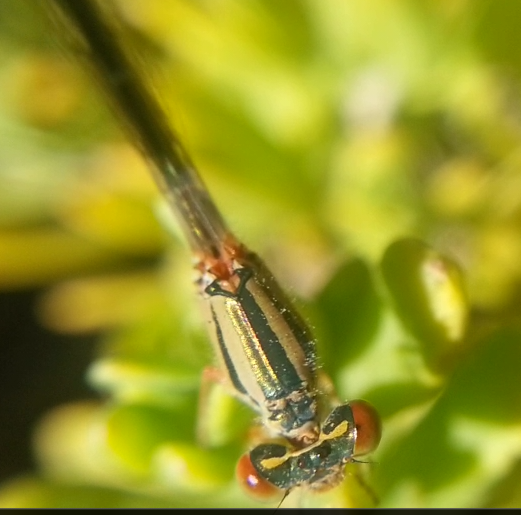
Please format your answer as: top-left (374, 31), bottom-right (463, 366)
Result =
top-left (350, 399), bottom-right (382, 456)
top-left (236, 453), bottom-right (283, 501)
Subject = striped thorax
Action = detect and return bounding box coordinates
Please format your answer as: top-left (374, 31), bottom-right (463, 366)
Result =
top-left (196, 236), bottom-right (320, 447)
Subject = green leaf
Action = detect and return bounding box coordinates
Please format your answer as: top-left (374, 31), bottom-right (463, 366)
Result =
top-left (380, 238), bottom-right (468, 371)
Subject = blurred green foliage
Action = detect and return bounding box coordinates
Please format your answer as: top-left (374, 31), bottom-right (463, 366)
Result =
top-left (1, 0), bottom-right (521, 508)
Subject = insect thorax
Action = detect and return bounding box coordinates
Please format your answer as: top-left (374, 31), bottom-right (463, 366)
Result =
top-left (197, 255), bottom-right (320, 443)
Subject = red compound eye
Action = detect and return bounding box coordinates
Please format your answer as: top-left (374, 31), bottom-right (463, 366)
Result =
top-left (350, 399), bottom-right (382, 456)
top-left (236, 453), bottom-right (283, 501)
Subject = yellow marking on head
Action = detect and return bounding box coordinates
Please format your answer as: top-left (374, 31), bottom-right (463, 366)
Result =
top-left (260, 453), bottom-right (290, 470)
top-left (323, 420), bottom-right (349, 440)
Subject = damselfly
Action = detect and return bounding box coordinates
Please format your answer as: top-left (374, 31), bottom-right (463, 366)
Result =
top-left (52, 0), bottom-right (381, 503)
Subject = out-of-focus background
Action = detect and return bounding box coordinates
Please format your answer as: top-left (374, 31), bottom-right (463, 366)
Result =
top-left (1, 0), bottom-right (521, 508)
